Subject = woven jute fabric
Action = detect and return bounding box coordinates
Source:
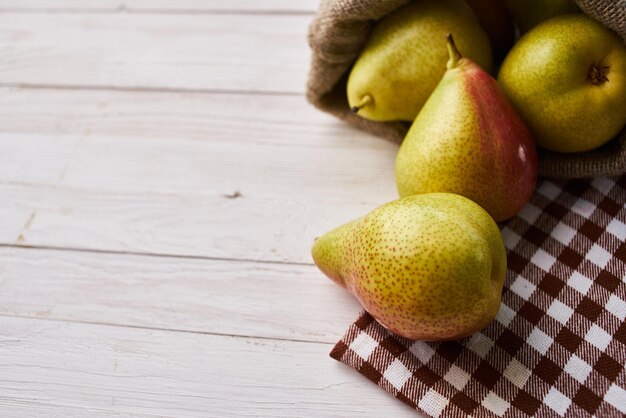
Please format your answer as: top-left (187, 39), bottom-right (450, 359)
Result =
top-left (307, 0), bottom-right (626, 178)
top-left (331, 175), bottom-right (626, 417)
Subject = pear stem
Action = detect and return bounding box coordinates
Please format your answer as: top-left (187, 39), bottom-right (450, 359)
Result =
top-left (351, 94), bottom-right (372, 113)
top-left (446, 33), bottom-right (462, 70)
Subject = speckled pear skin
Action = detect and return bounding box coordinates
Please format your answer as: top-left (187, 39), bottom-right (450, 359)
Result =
top-left (396, 37), bottom-right (537, 222)
top-left (498, 15), bottom-right (626, 153)
top-left (347, 0), bottom-right (492, 122)
top-left (311, 193), bottom-right (507, 341)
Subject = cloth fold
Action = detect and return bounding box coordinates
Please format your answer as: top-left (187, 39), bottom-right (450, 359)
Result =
top-left (331, 175), bottom-right (626, 417)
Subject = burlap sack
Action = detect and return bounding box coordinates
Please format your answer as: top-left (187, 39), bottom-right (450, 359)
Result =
top-left (307, 0), bottom-right (626, 178)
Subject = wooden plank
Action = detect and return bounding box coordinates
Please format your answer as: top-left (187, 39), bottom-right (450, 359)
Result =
top-left (0, 87), bottom-right (397, 263)
top-left (0, 246), bottom-right (361, 343)
top-left (0, 205), bottom-right (32, 246)
top-left (0, 88), bottom-right (398, 203)
top-left (0, 13), bottom-right (310, 93)
top-left (0, 0), bottom-right (319, 13)
top-left (1, 182), bottom-right (372, 264)
top-left (0, 316), bottom-right (418, 417)
top-left (0, 403), bottom-right (160, 418)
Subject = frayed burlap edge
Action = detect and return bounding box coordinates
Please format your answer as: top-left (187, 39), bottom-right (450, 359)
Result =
top-left (306, 0), bottom-right (626, 178)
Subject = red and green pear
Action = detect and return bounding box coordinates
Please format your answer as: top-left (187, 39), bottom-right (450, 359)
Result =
top-left (312, 193), bottom-right (507, 341)
top-left (396, 35), bottom-right (537, 222)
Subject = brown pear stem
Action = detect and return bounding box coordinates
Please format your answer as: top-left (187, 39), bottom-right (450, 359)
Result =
top-left (446, 33), bottom-right (462, 70)
top-left (351, 94), bottom-right (372, 113)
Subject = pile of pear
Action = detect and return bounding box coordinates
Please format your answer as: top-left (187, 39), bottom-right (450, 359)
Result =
top-left (312, 0), bottom-right (626, 341)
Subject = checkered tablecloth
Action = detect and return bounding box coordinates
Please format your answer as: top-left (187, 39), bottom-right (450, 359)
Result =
top-left (331, 176), bottom-right (626, 417)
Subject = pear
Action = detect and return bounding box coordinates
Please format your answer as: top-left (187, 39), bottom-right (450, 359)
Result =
top-left (312, 193), bottom-right (506, 341)
top-left (498, 15), bottom-right (626, 153)
top-left (347, 0), bottom-right (492, 122)
top-left (395, 35), bottom-right (537, 222)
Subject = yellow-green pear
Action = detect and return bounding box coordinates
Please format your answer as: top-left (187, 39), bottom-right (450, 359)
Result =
top-left (347, 0), bottom-right (492, 122)
top-left (396, 35), bottom-right (537, 222)
top-left (498, 15), bottom-right (626, 153)
top-left (312, 193), bottom-right (506, 341)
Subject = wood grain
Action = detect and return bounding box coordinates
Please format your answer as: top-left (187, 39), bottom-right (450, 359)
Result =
top-left (0, 88), bottom-right (397, 202)
top-left (0, 87), bottom-right (397, 263)
top-left (0, 4), bottom-right (423, 416)
top-left (0, 0), bottom-right (319, 13)
top-left (0, 316), bottom-right (417, 417)
top-left (0, 13), bottom-right (310, 93)
top-left (0, 246), bottom-right (361, 343)
top-left (2, 183), bottom-right (374, 264)
top-left (0, 403), bottom-right (161, 418)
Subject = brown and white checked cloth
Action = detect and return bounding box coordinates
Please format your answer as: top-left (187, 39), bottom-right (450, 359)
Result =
top-left (330, 175), bottom-right (626, 417)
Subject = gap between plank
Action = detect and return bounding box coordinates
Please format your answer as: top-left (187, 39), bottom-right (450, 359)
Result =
top-left (0, 243), bottom-right (316, 267)
top-left (0, 8), bottom-right (316, 16)
top-left (0, 83), bottom-right (305, 97)
top-left (0, 312), bottom-right (335, 346)
top-left (0, 179), bottom-right (257, 199)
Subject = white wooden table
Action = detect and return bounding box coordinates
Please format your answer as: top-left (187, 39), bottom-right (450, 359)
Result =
top-left (0, 1), bottom-right (419, 416)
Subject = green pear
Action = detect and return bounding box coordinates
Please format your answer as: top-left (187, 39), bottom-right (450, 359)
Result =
top-left (498, 15), bottom-right (626, 153)
top-left (396, 35), bottom-right (537, 222)
top-left (504, 0), bottom-right (580, 33)
top-left (312, 193), bottom-right (506, 341)
top-left (347, 0), bottom-right (492, 122)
